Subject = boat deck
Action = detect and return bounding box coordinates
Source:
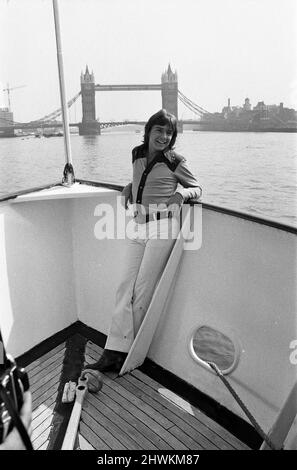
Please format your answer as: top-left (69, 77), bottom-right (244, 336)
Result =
top-left (27, 336), bottom-right (250, 451)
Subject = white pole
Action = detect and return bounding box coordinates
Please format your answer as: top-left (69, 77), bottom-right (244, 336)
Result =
top-left (52, 0), bottom-right (75, 185)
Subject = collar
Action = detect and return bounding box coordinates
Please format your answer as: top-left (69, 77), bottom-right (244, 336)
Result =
top-left (136, 145), bottom-right (176, 163)
top-left (163, 149), bottom-right (176, 162)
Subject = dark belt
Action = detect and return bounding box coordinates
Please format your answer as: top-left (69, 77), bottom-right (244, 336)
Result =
top-left (134, 210), bottom-right (172, 224)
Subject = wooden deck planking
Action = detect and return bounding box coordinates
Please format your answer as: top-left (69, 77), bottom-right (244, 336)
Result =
top-left (32, 392), bottom-right (58, 421)
top-left (77, 434), bottom-right (95, 450)
top-left (32, 414), bottom-right (54, 443)
top-left (84, 378), bottom-right (177, 450)
top-left (83, 398), bottom-right (142, 450)
top-left (38, 440), bottom-right (50, 450)
top-left (26, 338), bottom-right (250, 450)
top-left (85, 346), bottom-right (218, 450)
top-left (86, 391), bottom-right (159, 450)
top-left (32, 379), bottom-right (60, 410)
top-left (30, 363), bottom-right (63, 395)
top-left (86, 345), bottom-right (176, 430)
top-left (79, 422), bottom-right (111, 450)
top-left (33, 426), bottom-right (52, 450)
top-left (28, 347), bottom-right (65, 378)
top-left (29, 350), bottom-right (65, 384)
top-left (84, 346), bottom-right (188, 450)
top-left (85, 341), bottom-right (249, 450)
top-left (31, 369), bottom-right (62, 405)
top-left (117, 375), bottom-right (219, 450)
top-left (32, 402), bottom-right (55, 432)
top-left (169, 425), bottom-right (215, 450)
top-left (101, 380), bottom-right (203, 450)
top-left (122, 373), bottom-right (231, 450)
top-left (85, 387), bottom-right (165, 450)
top-left (132, 369), bottom-right (250, 450)
top-left (26, 343), bottom-right (65, 373)
top-left (81, 410), bottom-right (125, 450)
top-left (86, 351), bottom-right (174, 431)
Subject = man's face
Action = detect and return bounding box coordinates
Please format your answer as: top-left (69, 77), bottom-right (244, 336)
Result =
top-left (148, 124), bottom-right (173, 153)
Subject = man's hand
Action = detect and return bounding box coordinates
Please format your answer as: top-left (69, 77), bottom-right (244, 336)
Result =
top-left (167, 192), bottom-right (184, 218)
top-left (121, 183), bottom-right (132, 210)
top-left (0, 391), bottom-right (32, 450)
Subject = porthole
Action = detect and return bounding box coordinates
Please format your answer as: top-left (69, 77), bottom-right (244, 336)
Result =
top-left (189, 325), bottom-right (240, 375)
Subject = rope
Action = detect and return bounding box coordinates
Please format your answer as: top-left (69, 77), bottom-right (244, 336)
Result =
top-left (207, 361), bottom-right (278, 450)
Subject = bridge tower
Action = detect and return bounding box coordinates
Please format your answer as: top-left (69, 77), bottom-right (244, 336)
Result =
top-left (161, 64), bottom-right (182, 132)
top-left (79, 66), bottom-right (100, 135)
top-left (161, 64), bottom-right (178, 118)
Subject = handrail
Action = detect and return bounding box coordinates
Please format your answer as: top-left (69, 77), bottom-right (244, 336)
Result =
top-left (76, 179), bottom-right (297, 235)
top-left (1, 179), bottom-right (296, 235)
top-left (0, 182), bottom-right (63, 203)
top-left (201, 201), bottom-right (297, 235)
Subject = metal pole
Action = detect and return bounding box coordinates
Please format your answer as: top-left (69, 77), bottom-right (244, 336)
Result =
top-left (52, 0), bottom-right (75, 185)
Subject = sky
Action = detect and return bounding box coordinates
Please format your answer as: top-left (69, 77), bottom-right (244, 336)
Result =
top-left (0, 0), bottom-right (296, 122)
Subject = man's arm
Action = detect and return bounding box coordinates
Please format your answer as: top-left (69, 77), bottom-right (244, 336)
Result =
top-left (174, 159), bottom-right (202, 201)
top-left (121, 182), bottom-right (133, 209)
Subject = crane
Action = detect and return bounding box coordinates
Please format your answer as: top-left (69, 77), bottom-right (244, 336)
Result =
top-left (2, 84), bottom-right (27, 111)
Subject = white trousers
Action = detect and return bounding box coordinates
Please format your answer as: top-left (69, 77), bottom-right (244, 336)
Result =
top-left (105, 217), bottom-right (180, 352)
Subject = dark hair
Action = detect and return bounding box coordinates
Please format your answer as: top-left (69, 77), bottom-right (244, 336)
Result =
top-left (143, 109), bottom-right (177, 150)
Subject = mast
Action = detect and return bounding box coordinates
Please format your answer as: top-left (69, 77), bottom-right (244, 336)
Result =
top-left (52, 0), bottom-right (75, 185)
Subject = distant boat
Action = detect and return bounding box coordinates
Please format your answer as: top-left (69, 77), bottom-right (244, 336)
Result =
top-left (43, 130), bottom-right (63, 137)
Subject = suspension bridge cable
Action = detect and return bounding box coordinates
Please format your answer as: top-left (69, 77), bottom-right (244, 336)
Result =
top-left (0, 91), bottom-right (81, 127)
top-left (178, 93), bottom-right (205, 117)
top-left (178, 90), bottom-right (212, 116)
top-left (30, 91), bottom-right (81, 123)
top-left (178, 94), bottom-right (205, 117)
top-left (178, 90), bottom-right (210, 114)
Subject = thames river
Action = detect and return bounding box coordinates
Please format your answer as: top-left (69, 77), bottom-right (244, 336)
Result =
top-left (0, 129), bottom-right (296, 227)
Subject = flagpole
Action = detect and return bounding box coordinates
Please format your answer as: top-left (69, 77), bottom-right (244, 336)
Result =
top-left (52, 0), bottom-right (75, 185)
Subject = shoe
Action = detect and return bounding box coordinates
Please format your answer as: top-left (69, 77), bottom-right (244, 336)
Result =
top-left (84, 349), bottom-right (127, 373)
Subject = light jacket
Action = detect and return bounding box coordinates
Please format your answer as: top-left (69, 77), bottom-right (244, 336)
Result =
top-left (122, 144), bottom-right (202, 213)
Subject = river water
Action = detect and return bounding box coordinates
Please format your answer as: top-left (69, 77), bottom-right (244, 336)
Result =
top-left (0, 129), bottom-right (296, 227)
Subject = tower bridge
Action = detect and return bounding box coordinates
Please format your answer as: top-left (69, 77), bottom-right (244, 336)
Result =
top-left (1, 65), bottom-right (210, 136)
top-left (79, 64), bottom-right (178, 135)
